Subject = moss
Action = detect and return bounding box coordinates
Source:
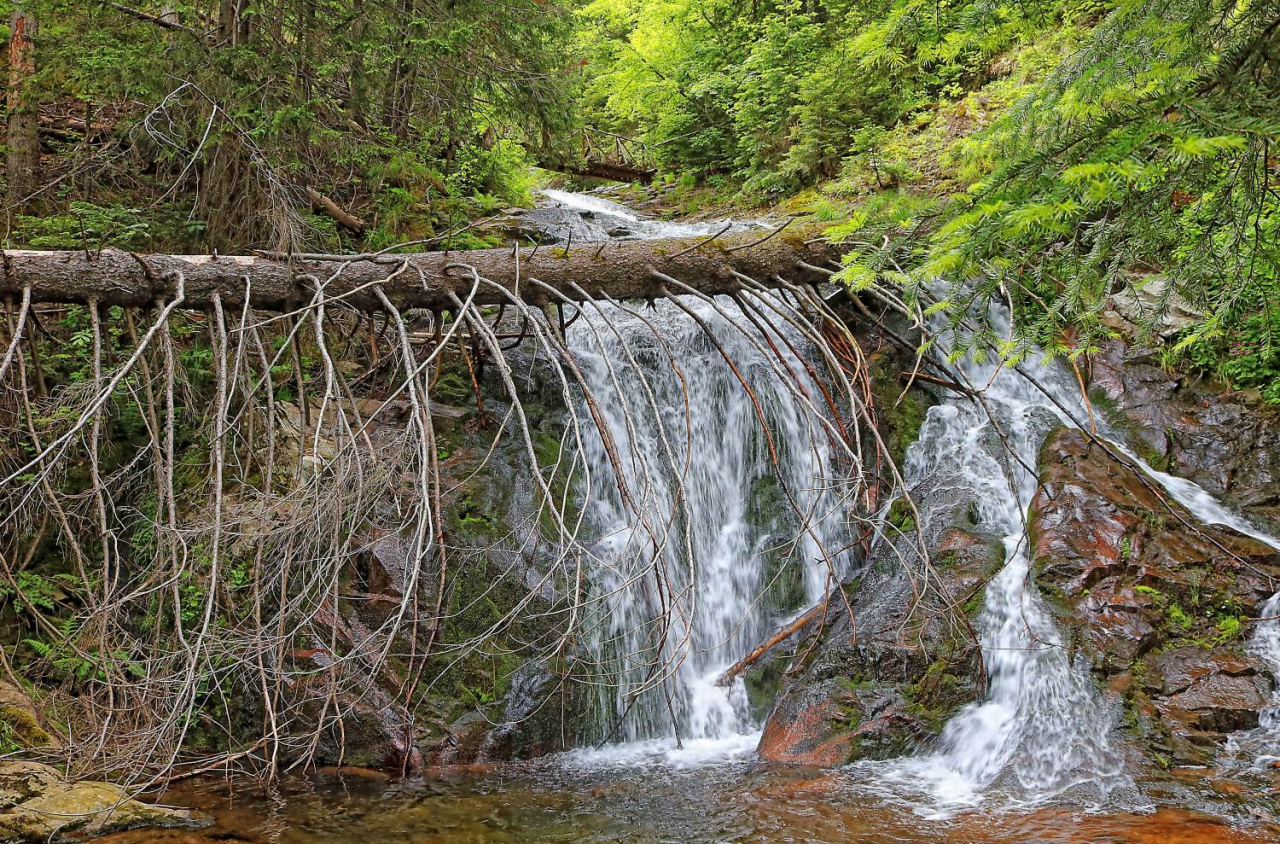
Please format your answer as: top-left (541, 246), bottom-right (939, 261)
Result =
top-left (424, 558), bottom-right (534, 722)
top-left (449, 493), bottom-right (499, 540)
top-left (901, 656), bottom-right (969, 733)
top-left (886, 498), bottom-right (915, 533)
top-left (869, 356), bottom-right (934, 465)
top-left (742, 658), bottom-right (787, 720)
top-left (532, 425), bottom-right (581, 541)
top-left (1213, 614), bottom-right (1243, 642)
top-left (433, 367), bottom-right (472, 405)
top-left (1166, 603), bottom-right (1193, 631)
top-left (0, 705), bottom-right (52, 750)
top-left (748, 473), bottom-right (808, 615)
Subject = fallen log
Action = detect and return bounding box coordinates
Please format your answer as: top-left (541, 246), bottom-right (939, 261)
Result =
top-left (537, 159), bottom-right (658, 184)
top-left (0, 225), bottom-right (840, 312)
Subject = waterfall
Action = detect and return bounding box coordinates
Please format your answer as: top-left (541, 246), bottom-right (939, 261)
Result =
top-left (538, 190), bottom-right (1279, 801)
top-left (568, 295), bottom-right (853, 751)
top-left (868, 302), bottom-right (1280, 812)
top-left (539, 188), bottom-right (767, 240)
top-left (1248, 593), bottom-right (1280, 767)
top-left (865, 306), bottom-right (1132, 810)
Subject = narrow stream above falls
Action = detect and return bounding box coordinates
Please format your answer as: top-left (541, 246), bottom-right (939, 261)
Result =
top-left (116, 191), bottom-right (1280, 843)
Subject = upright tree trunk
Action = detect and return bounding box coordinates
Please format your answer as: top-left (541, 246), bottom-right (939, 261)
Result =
top-left (218, 0), bottom-right (251, 46)
top-left (6, 5), bottom-right (40, 214)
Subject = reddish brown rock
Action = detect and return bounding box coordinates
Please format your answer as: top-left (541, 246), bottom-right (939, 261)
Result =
top-left (1092, 340), bottom-right (1280, 530)
top-left (1031, 427), bottom-right (1280, 766)
top-left (758, 694), bottom-right (857, 767)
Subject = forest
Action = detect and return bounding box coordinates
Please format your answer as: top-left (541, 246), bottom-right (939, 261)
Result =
top-left (4, 0), bottom-right (1275, 383)
top-left (0, 0), bottom-right (1278, 841)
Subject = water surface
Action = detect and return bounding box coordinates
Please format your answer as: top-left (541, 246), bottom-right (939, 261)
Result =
top-left (108, 759), bottom-right (1279, 844)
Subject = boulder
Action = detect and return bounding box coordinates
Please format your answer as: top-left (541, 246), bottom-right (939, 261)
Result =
top-left (0, 761), bottom-right (206, 842)
top-left (1031, 427), bottom-right (1280, 766)
top-left (758, 491), bottom-right (1000, 767)
top-left (1107, 276), bottom-right (1204, 339)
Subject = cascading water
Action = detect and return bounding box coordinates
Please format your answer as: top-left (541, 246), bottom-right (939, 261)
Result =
top-left (866, 302), bottom-right (1280, 812)
top-left (539, 188), bottom-right (767, 240)
top-left (539, 190), bottom-right (1280, 803)
top-left (1246, 593), bottom-right (1280, 767)
top-left (568, 296), bottom-right (850, 751)
top-left (864, 309), bottom-right (1132, 811)
top-left (534, 190), bottom-right (853, 754)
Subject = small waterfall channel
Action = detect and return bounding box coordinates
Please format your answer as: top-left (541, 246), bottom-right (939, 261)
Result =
top-left (867, 302), bottom-right (1280, 813)
top-left (537, 191), bottom-right (1280, 805)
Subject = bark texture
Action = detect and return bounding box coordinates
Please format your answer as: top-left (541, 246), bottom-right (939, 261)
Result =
top-left (0, 227), bottom-right (839, 311)
top-left (6, 6), bottom-right (40, 213)
top-left (536, 159), bottom-right (657, 183)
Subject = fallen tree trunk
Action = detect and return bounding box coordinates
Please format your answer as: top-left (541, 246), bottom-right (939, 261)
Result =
top-left (537, 159), bottom-right (658, 183)
top-left (716, 599), bottom-right (829, 686)
top-left (0, 226), bottom-right (839, 311)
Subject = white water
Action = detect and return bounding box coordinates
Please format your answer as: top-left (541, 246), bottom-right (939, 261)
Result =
top-left (1248, 594), bottom-right (1280, 766)
top-left (861, 307), bottom-right (1131, 812)
top-left (569, 294), bottom-right (852, 751)
top-left (540, 188), bottom-right (767, 240)
top-left (863, 303), bottom-right (1280, 814)
top-left (545, 191), bottom-right (1280, 805)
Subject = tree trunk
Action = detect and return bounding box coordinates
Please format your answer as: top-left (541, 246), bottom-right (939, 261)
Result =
top-left (218, 0), bottom-right (250, 45)
top-left (0, 226), bottom-right (839, 311)
top-left (6, 5), bottom-right (40, 214)
top-left (537, 159), bottom-right (658, 184)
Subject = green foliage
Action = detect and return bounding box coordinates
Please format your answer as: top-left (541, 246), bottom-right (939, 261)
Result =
top-left (5, 0), bottom-right (576, 252)
top-left (832, 0), bottom-right (1280, 390)
top-left (576, 0), bottom-right (1280, 394)
top-left (0, 572), bottom-right (74, 615)
top-left (13, 203), bottom-right (152, 250)
top-left (1167, 603), bottom-right (1193, 631)
top-left (576, 0), bottom-right (1063, 193)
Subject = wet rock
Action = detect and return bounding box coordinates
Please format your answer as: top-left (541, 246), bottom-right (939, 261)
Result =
top-left (480, 661), bottom-right (569, 760)
top-left (1108, 276), bottom-right (1204, 339)
top-left (477, 217), bottom-right (563, 245)
top-left (0, 761), bottom-right (206, 842)
top-left (360, 529), bottom-right (410, 597)
top-left (426, 711), bottom-right (491, 766)
top-left (1091, 340), bottom-right (1280, 531)
top-left (281, 601), bottom-right (424, 772)
top-left (758, 686), bottom-right (858, 766)
top-left (1031, 427), bottom-right (1280, 766)
top-left (422, 660), bottom-right (582, 766)
top-left (756, 354), bottom-right (1003, 768)
top-left (759, 516), bottom-right (998, 766)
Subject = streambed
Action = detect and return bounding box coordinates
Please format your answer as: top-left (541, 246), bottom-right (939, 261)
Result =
top-left (108, 759), bottom-right (1277, 844)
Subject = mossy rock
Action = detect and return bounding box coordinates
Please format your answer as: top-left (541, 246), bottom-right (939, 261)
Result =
top-left (868, 351), bottom-right (937, 465)
top-left (0, 761), bottom-right (207, 842)
top-left (0, 684), bottom-right (57, 752)
top-left (743, 657), bottom-right (788, 721)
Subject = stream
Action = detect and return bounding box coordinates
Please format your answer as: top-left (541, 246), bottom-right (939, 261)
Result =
top-left (112, 190), bottom-right (1280, 843)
